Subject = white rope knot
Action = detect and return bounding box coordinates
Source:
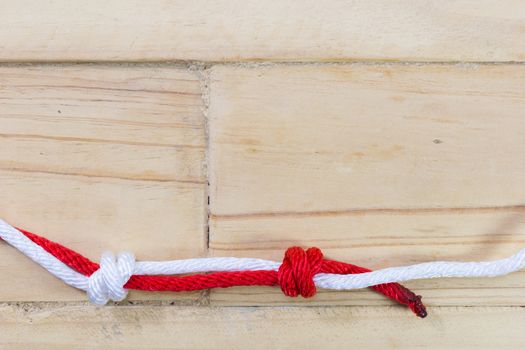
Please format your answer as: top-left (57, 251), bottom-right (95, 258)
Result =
top-left (87, 251), bottom-right (135, 305)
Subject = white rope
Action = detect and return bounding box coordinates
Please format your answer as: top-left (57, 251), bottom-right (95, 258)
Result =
top-left (134, 258), bottom-right (279, 275)
top-left (312, 248), bottom-right (525, 290)
top-left (0, 219), bottom-right (89, 291)
top-left (0, 219), bottom-right (281, 304)
top-left (1, 218), bottom-right (525, 305)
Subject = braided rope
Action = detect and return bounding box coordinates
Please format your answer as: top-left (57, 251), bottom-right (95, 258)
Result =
top-left (7, 217), bottom-right (525, 317)
top-left (1, 219), bottom-right (426, 316)
top-left (6, 216), bottom-right (525, 317)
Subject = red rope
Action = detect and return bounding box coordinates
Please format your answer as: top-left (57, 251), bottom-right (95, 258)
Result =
top-left (16, 228), bottom-right (427, 317)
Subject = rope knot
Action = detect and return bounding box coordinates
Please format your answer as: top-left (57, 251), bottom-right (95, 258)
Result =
top-left (278, 247), bottom-right (323, 298)
top-left (87, 251), bottom-right (135, 305)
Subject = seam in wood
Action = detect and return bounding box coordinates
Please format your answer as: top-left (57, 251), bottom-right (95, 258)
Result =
top-left (187, 63), bottom-right (212, 306)
top-left (2, 61), bottom-right (525, 68)
top-left (190, 64), bottom-right (212, 252)
top-left (2, 60), bottom-right (525, 66)
top-left (211, 205), bottom-right (525, 220)
top-left (2, 84), bottom-right (200, 96)
top-left (0, 167), bottom-right (205, 185)
top-left (0, 133), bottom-right (205, 149)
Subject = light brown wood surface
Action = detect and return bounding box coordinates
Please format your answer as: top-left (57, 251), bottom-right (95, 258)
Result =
top-left (2, 304), bottom-right (524, 349)
top-left (2, 2), bottom-right (525, 348)
top-left (0, 65), bottom-right (207, 302)
top-left (208, 64), bottom-right (525, 306)
top-left (1, 1), bottom-right (525, 62)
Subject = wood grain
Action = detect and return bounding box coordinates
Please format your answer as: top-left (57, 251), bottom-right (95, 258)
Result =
top-left (1, 304), bottom-right (524, 349)
top-left (2, 2), bottom-right (524, 347)
top-left (2, 1), bottom-right (525, 62)
top-left (0, 65), bottom-right (206, 301)
top-left (208, 64), bottom-right (525, 305)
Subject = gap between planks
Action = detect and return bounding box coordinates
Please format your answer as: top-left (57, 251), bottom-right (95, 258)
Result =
top-left (3, 61), bottom-right (525, 68)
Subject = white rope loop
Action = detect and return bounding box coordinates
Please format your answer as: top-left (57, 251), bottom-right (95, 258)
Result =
top-left (87, 251), bottom-right (135, 305)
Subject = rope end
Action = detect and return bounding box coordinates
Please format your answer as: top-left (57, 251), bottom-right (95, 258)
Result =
top-left (409, 295), bottom-right (427, 318)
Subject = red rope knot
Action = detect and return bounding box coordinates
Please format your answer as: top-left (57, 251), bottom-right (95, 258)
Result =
top-left (278, 247), bottom-right (323, 298)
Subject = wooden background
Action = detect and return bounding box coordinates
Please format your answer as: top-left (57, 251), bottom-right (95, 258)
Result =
top-left (1, 1), bottom-right (525, 348)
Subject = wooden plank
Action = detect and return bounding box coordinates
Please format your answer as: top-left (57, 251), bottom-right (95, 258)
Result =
top-left (0, 304), bottom-right (523, 349)
top-left (0, 65), bottom-right (207, 301)
top-left (1, 1), bottom-right (525, 62)
top-left (208, 64), bottom-right (525, 305)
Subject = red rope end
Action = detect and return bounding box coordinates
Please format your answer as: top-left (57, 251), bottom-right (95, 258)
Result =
top-left (408, 295), bottom-right (427, 318)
